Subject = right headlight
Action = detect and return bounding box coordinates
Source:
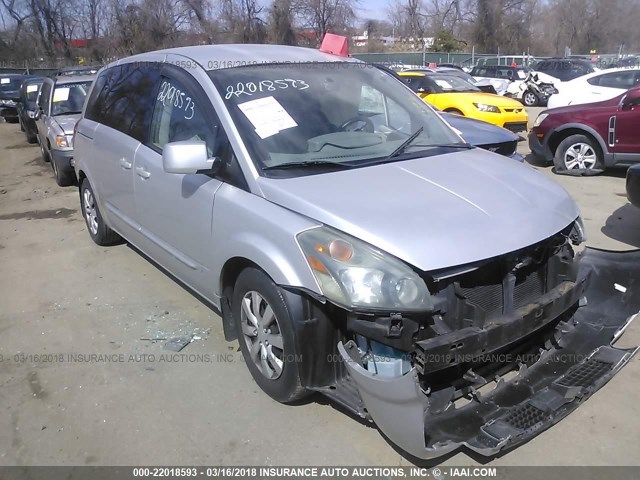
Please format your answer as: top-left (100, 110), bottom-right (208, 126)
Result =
top-left (533, 113), bottom-right (549, 127)
top-left (297, 227), bottom-right (433, 312)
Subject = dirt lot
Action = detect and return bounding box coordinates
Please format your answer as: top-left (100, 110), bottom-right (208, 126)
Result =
top-left (1, 113), bottom-right (639, 467)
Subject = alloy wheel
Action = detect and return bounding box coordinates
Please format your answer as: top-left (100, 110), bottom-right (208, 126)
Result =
top-left (564, 143), bottom-right (597, 170)
top-left (240, 290), bottom-right (284, 380)
top-left (83, 188), bottom-right (99, 235)
top-left (524, 92), bottom-right (537, 106)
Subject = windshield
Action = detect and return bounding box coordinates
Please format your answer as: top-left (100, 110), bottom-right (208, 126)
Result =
top-left (429, 74), bottom-right (480, 92)
top-left (51, 81), bottom-right (92, 116)
top-left (209, 63), bottom-right (462, 176)
top-left (25, 82), bottom-right (41, 102)
top-left (0, 77), bottom-right (23, 92)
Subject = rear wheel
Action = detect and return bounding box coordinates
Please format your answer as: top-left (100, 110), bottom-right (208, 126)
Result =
top-left (522, 90), bottom-right (538, 107)
top-left (233, 268), bottom-right (309, 403)
top-left (79, 178), bottom-right (121, 245)
top-left (553, 134), bottom-right (604, 176)
top-left (444, 108), bottom-right (464, 115)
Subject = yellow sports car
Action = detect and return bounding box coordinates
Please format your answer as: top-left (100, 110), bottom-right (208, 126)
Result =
top-left (398, 71), bottom-right (528, 133)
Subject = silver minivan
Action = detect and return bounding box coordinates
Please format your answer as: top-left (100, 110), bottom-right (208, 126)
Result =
top-left (74, 45), bottom-right (638, 459)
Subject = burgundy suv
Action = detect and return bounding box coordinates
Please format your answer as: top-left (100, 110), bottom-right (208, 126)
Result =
top-left (529, 86), bottom-right (640, 175)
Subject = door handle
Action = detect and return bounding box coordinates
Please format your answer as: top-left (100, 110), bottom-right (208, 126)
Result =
top-left (136, 166), bottom-right (151, 179)
top-left (119, 157), bottom-right (132, 169)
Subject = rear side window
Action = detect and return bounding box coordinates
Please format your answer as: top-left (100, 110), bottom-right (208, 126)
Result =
top-left (588, 71), bottom-right (638, 89)
top-left (85, 63), bottom-right (161, 142)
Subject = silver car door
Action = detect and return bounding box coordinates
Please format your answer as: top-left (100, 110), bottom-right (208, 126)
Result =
top-left (133, 68), bottom-right (226, 296)
top-left (86, 63), bottom-right (161, 241)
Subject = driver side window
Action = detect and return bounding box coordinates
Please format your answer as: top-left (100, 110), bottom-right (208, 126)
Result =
top-left (150, 77), bottom-right (219, 156)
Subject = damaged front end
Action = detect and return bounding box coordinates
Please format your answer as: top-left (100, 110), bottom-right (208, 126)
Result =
top-left (335, 242), bottom-right (640, 459)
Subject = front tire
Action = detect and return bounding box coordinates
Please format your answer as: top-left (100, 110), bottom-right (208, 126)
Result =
top-left (51, 153), bottom-right (76, 187)
top-left (553, 134), bottom-right (604, 176)
top-left (40, 142), bottom-right (50, 163)
top-left (522, 90), bottom-right (538, 107)
top-left (79, 178), bottom-right (121, 245)
top-left (233, 268), bottom-right (309, 403)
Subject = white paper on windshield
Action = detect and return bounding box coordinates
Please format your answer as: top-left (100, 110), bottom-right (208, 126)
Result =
top-left (0, 78), bottom-right (9, 84)
top-left (238, 96), bottom-right (297, 139)
top-left (53, 87), bottom-right (70, 102)
top-left (434, 79), bottom-right (453, 89)
top-left (27, 85), bottom-right (38, 93)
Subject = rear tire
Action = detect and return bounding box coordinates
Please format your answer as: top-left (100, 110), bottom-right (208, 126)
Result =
top-left (233, 268), bottom-right (310, 403)
top-left (79, 178), bottom-right (121, 245)
top-left (444, 108), bottom-right (464, 116)
top-left (553, 134), bottom-right (604, 176)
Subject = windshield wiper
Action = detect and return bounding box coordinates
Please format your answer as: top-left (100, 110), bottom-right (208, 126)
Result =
top-left (410, 142), bottom-right (475, 150)
top-left (386, 126), bottom-right (424, 159)
top-left (262, 160), bottom-right (355, 171)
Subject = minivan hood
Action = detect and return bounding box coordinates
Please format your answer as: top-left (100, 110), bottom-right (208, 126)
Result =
top-left (257, 149), bottom-right (579, 272)
top-left (53, 114), bottom-right (81, 135)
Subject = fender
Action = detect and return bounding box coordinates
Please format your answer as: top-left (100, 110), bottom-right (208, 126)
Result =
top-left (553, 122), bottom-right (615, 166)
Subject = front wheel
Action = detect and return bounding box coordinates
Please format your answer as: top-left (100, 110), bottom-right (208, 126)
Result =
top-left (522, 90), bottom-right (538, 107)
top-left (233, 268), bottom-right (310, 403)
top-left (51, 153), bottom-right (76, 187)
top-left (79, 178), bottom-right (121, 245)
top-left (40, 142), bottom-right (50, 163)
top-left (553, 134), bottom-right (604, 176)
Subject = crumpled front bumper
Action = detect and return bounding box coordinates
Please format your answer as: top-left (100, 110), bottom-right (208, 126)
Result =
top-left (338, 248), bottom-right (640, 459)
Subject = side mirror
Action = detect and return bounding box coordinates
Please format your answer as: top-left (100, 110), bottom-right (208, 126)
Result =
top-left (162, 140), bottom-right (219, 174)
top-left (621, 89), bottom-right (640, 111)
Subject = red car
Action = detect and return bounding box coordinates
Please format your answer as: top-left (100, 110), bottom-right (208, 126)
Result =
top-left (529, 86), bottom-right (640, 175)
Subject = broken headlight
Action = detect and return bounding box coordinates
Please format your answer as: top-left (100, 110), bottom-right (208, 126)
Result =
top-left (297, 227), bottom-right (433, 311)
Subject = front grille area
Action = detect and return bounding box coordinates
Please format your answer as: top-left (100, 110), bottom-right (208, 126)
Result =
top-left (460, 264), bottom-right (548, 321)
top-left (478, 140), bottom-right (517, 157)
top-left (460, 283), bottom-right (502, 318)
top-left (504, 122), bottom-right (528, 133)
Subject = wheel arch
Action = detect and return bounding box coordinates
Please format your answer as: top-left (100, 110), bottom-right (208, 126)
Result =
top-left (548, 124), bottom-right (608, 161)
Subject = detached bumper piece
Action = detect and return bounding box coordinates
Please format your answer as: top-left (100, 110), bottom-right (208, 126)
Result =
top-left (338, 248), bottom-right (640, 459)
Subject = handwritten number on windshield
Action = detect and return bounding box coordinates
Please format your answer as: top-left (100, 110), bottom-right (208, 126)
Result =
top-left (225, 79), bottom-right (309, 99)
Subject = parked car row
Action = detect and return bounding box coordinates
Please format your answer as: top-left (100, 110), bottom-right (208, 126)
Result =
top-left (1, 69), bottom-right (96, 186)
